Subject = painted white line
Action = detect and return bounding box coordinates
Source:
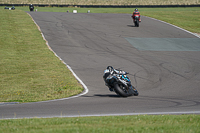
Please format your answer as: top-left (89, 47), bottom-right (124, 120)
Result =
top-left (27, 13), bottom-right (89, 102)
top-left (144, 16), bottom-right (200, 38)
top-left (2, 111), bottom-right (200, 120)
top-left (89, 111), bottom-right (200, 116)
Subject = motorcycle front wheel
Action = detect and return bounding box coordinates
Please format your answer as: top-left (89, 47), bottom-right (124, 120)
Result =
top-left (114, 83), bottom-right (130, 97)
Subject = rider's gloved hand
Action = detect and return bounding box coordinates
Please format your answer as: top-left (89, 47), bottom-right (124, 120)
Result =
top-left (119, 70), bottom-right (127, 75)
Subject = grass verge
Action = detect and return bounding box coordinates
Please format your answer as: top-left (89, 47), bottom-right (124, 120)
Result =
top-left (0, 114), bottom-right (200, 132)
top-left (0, 9), bottom-right (83, 103)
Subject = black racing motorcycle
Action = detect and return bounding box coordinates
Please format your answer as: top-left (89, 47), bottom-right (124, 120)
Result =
top-left (29, 4), bottom-right (34, 11)
top-left (103, 66), bottom-right (139, 97)
top-left (4, 6), bottom-right (15, 10)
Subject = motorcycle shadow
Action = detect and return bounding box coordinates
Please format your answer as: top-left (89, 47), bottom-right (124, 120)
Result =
top-left (94, 94), bottom-right (121, 98)
top-left (127, 25), bottom-right (136, 27)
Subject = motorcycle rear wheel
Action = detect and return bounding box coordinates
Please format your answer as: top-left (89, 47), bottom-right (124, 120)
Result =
top-left (135, 20), bottom-right (139, 27)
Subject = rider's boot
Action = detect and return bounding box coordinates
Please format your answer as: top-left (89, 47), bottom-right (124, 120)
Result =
top-left (109, 87), bottom-right (114, 91)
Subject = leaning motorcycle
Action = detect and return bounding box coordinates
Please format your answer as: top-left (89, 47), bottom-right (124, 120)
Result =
top-left (103, 66), bottom-right (139, 97)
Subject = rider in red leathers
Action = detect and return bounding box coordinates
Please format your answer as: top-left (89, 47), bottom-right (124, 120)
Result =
top-left (132, 8), bottom-right (141, 22)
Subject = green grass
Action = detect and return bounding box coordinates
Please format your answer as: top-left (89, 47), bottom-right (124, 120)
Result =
top-left (0, 114), bottom-right (200, 132)
top-left (0, 9), bottom-right (83, 103)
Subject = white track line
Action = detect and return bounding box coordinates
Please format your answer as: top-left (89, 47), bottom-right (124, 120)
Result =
top-left (27, 13), bottom-right (89, 102)
top-left (2, 111), bottom-right (200, 120)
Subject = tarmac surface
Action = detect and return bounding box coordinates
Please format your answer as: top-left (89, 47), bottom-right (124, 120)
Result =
top-left (1, 12), bottom-right (200, 119)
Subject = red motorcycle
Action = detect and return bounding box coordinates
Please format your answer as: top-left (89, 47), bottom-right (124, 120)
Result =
top-left (132, 14), bottom-right (140, 27)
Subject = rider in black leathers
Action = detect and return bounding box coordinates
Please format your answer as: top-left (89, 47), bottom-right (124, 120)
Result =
top-left (29, 4), bottom-right (34, 11)
top-left (103, 66), bottom-right (126, 91)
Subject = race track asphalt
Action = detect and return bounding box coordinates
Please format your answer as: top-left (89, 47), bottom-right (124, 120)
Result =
top-left (1, 12), bottom-right (200, 119)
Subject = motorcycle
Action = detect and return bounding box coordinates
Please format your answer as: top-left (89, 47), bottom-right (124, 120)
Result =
top-left (133, 15), bottom-right (140, 27)
top-left (4, 6), bottom-right (15, 10)
top-left (29, 5), bottom-right (34, 11)
top-left (103, 66), bottom-right (139, 97)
